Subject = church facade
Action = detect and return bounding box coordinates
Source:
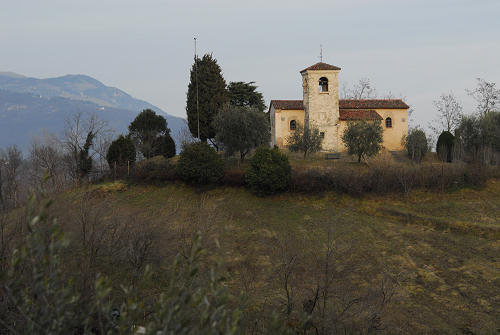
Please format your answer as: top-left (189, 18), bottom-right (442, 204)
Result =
top-left (269, 62), bottom-right (410, 152)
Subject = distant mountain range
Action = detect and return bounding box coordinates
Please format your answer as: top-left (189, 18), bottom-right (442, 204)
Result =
top-left (0, 72), bottom-right (185, 150)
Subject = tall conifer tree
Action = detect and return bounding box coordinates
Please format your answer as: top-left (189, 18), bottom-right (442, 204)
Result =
top-left (186, 54), bottom-right (228, 145)
top-left (227, 81), bottom-right (266, 113)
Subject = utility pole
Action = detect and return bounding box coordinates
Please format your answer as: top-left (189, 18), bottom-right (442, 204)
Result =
top-left (194, 37), bottom-right (200, 140)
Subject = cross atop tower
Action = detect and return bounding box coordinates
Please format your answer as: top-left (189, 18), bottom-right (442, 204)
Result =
top-left (319, 44), bottom-right (323, 62)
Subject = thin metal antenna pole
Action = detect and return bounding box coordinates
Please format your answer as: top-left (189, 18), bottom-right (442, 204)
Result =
top-left (194, 37), bottom-right (200, 140)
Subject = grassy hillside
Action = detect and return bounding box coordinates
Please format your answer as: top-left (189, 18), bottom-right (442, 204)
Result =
top-left (47, 178), bottom-right (500, 333)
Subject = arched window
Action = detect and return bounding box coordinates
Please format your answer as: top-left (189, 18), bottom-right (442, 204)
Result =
top-left (385, 117), bottom-right (392, 128)
top-left (319, 77), bottom-right (328, 92)
top-left (290, 120), bottom-right (297, 130)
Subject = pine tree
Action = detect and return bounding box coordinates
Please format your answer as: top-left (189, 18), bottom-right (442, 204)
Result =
top-left (106, 135), bottom-right (136, 168)
top-left (128, 109), bottom-right (169, 159)
top-left (186, 54), bottom-right (228, 145)
top-left (227, 81), bottom-right (266, 113)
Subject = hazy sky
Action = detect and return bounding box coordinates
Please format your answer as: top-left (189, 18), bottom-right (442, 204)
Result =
top-left (2, 0), bottom-right (499, 128)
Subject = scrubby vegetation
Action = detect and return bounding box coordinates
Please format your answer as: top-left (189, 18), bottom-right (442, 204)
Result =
top-left (132, 155), bottom-right (177, 182)
top-left (1, 200), bottom-right (245, 334)
top-left (289, 161), bottom-right (496, 196)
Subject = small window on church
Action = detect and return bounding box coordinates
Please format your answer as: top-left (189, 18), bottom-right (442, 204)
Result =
top-left (320, 132), bottom-right (325, 138)
top-left (290, 120), bottom-right (297, 130)
top-left (385, 117), bottom-right (392, 128)
top-left (319, 77), bottom-right (328, 92)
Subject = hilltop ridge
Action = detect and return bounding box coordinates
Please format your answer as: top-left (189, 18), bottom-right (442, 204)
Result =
top-left (0, 73), bottom-right (186, 149)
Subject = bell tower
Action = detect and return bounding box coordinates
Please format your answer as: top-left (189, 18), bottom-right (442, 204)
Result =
top-left (300, 62), bottom-right (341, 151)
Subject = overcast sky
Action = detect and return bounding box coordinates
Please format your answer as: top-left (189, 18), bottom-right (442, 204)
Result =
top-left (2, 0), bottom-right (499, 128)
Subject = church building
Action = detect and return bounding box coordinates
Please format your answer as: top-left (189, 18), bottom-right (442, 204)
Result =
top-left (269, 62), bottom-right (410, 152)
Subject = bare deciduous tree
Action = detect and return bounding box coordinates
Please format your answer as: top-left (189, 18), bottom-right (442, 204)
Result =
top-left (275, 232), bottom-right (300, 317)
top-left (430, 93), bottom-right (463, 134)
top-left (92, 130), bottom-right (114, 172)
top-left (175, 121), bottom-right (196, 151)
top-left (341, 78), bottom-right (378, 100)
top-left (467, 78), bottom-right (500, 117)
top-left (29, 132), bottom-right (68, 192)
top-left (0, 146), bottom-right (23, 209)
top-left (62, 112), bottom-right (112, 181)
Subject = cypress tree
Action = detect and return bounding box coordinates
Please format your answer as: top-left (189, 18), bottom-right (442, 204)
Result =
top-left (186, 54), bottom-right (228, 144)
top-left (436, 131), bottom-right (455, 163)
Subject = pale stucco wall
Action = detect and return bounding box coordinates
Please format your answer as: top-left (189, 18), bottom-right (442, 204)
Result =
top-left (273, 109), bottom-right (305, 148)
top-left (378, 109), bottom-right (408, 150)
top-left (274, 108), bottom-right (408, 151)
top-left (336, 109), bottom-right (409, 151)
top-left (302, 70), bottom-right (340, 151)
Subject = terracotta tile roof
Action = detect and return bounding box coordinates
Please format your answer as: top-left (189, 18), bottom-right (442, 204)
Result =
top-left (270, 99), bottom-right (409, 112)
top-left (339, 109), bottom-right (382, 121)
top-left (339, 99), bottom-right (409, 109)
top-left (300, 62), bottom-right (341, 73)
top-left (270, 100), bottom-right (304, 110)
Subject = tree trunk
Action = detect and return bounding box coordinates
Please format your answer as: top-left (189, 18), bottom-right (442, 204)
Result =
top-left (358, 155), bottom-right (362, 163)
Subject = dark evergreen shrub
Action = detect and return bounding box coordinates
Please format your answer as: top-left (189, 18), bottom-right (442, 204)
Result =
top-left (176, 142), bottom-right (224, 185)
top-left (245, 146), bottom-right (291, 195)
top-left (106, 135), bottom-right (136, 168)
top-left (436, 131), bottom-right (455, 162)
top-left (153, 134), bottom-right (176, 158)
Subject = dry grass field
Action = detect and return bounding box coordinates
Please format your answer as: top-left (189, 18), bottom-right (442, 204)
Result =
top-left (44, 176), bottom-right (500, 334)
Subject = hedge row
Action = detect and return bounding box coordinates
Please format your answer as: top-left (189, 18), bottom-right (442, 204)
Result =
top-left (289, 163), bottom-right (497, 196)
top-left (128, 153), bottom-right (499, 196)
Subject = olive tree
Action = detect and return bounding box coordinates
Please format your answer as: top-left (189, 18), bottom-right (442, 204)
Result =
top-left (213, 105), bottom-right (269, 162)
top-left (342, 120), bottom-right (383, 163)
top-left (403, 128), bottom-right (428, 163)
top-left (286, 123), bottom-right (323, 158)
